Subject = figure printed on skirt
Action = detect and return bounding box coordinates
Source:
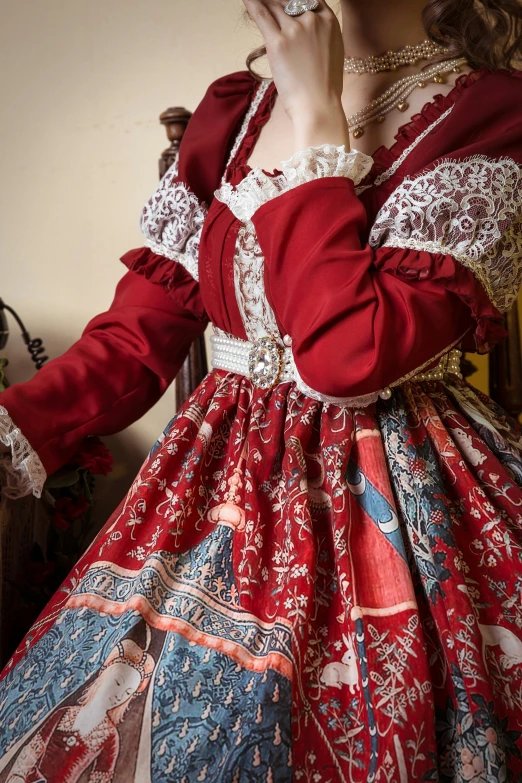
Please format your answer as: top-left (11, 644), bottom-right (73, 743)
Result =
top-left (4, 637), bottom-right (155, 783)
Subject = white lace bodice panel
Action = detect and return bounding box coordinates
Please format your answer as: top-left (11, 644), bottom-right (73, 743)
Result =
top-left (233, 222), bottom-right (281, 344)
top-left (369, 155), bottom-right (522, 312)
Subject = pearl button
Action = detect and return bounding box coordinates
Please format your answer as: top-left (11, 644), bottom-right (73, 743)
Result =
top-left (283, 334), bottom-right (293, 347)
top-left (379, 387), bottom-right (392, 400)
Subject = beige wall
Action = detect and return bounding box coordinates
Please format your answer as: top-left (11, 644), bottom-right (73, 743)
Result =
top-left (0, 0), bottom-right (259, 521)
top-left (1, 1), bottom-right (492, 523)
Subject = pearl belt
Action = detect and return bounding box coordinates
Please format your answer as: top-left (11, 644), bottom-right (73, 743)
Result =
top-left (210, 331), bottom-right (295, 388)
top-left (210, 329), bottom-right (463, 398)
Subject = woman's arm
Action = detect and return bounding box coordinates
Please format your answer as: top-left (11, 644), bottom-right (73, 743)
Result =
top-left (0, 70), bottom-right (257, 499)
top-left (239, 2), bottom-right (516, 402)
top-left (0, 261), bottom-right (207, 498)
top-left (251, 170), bottom-right (504, 398)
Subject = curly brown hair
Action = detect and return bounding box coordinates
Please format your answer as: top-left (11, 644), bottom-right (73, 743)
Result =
top-left (246, 0), bottom-right (522, 79)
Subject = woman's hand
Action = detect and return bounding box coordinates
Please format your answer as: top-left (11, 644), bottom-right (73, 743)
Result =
top-left (243, 0), bottom-right (350, 150)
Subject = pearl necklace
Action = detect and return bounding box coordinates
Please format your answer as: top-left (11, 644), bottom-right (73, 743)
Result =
top-left (344, 39), bottom-right (450, 74)
top-left (347, 57), bottom-right (467, 138)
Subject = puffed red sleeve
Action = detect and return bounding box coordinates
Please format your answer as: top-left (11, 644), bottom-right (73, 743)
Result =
top-left (232, 140), bottom-right (516, 402)
top-left (0, 70), bottom-right (257, 498)
top-left (254, 176), bottom-right (504, 399)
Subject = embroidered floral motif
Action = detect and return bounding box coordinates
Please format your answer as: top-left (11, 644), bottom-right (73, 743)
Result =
top-left (233, 222), bottom-right (281, 343)
top-left (216, 145), bottom-right (374, 223)
top-left (0, 405), bottom-right (46, 499)
top-left (282, 144), bottom-right (373, 188)
top-left (369, 155), bottom-right (522, 311)
top-left (140, 170), bottom-right (207, 282)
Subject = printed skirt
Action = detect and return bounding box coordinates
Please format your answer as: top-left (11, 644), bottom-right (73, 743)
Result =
top-left (1, 370), bottom-right (522, 783)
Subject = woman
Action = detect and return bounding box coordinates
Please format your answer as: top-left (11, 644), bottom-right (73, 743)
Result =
top-left (1, 0), bottom-right (522, 779)
top-left (4, 636), bottom-right (155, 783)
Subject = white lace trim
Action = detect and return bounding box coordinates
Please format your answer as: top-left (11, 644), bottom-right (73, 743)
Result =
top-left (215, 145), bottom-right (374, 223)
top-left (355, 105), bottom-right (455, 195)
top-left (289, 354), bottom-right (381, 408)
top-left (289, 331), bottom-right (467, 407)
top-left (224, 79), bottom-right (272, 176)
top-left (369, 155), bottom-right (522, 312)
top-left (233, 222), bottom-right (281, 343)
top-left (0, 406), bottom-right (46, 499)
top-left (140, 171), bottom-right (208, 283)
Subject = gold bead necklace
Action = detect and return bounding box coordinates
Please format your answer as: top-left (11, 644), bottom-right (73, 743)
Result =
top-left (344, 39), bottom-right (450, 74)
top-left (347, 57), bottom-right (467, 138)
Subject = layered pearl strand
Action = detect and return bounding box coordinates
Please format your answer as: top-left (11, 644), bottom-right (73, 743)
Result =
top-left (344, 39), bottom-right (450, 75)
top-left (347, 57), bottom-right (467, 138)
top-left (377, 349), bottom-right (463, 400)
top-left (413, 349), bottom-right (464, 382)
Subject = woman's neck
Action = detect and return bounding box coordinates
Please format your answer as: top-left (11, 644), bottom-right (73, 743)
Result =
top-left (339, 0), bottom-right (429, 57)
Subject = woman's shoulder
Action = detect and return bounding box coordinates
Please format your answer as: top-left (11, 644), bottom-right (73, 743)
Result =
top-left (175, 71), bottom-right (258, 203)
top-left (467, 67), bottom-right (522, 113)
top-left (205, 69), bottom-right (257, 95)
top-left (391, 67), bottom-right (522, 179)
top-left (455, 68), bottom-right (522, 161)
top-left (454, 67), bottom-right (522, 119)
top-left (477, 66), bottom-right (522, 89)
top-left (183, 70), bottom-right (258, 156)
top-left (195, 70), bottom-right (258, 119)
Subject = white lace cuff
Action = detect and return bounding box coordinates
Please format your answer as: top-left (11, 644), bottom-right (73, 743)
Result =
top-left (215, 145), bottom-right (374, 224)
top-left (0, 406), bottom-right (47, 499)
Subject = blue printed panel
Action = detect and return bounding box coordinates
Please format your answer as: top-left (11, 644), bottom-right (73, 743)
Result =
top-left (151, 634), bottom-right (293, 782)
top-left (0, 608), bottom-right (140, 755)
top-left (75, 541), bottom-right (294, 666)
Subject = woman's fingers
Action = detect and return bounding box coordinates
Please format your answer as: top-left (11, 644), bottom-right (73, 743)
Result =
top-left (242, 0), bottom-right (281, 36)
top-left (262, 0), bottom-right (289, 27)
top-left (244, 0), bottom-right (333, 36)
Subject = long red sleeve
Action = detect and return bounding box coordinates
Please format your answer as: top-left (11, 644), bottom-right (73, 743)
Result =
top-left (0, 263), bottom-right (207, 475)
top-left (254, 176), bottom-right (505, 399)
top-left (0, 70), bottom-right (257, 486)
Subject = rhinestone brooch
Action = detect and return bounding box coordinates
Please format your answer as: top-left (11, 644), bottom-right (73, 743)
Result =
top-left (248, 336), bottom-right (284, 390)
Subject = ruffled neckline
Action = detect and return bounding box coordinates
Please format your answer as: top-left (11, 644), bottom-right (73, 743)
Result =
top-left (368, 68), bottom-right (488, 179)
top-left (228, 68), bottom-right (489, 188)
top-left (227, 80), bottom-right (281, 184)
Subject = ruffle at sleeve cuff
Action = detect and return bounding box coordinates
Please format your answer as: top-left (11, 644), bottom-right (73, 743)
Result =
top-left (0, 406), bottom-right (47, 499)
top-left (215, 145), bottom-right (374, 223)
top-left (375, 247), bottom-right (508, 354)
top-left (120, 247), bottom-right (207, 322)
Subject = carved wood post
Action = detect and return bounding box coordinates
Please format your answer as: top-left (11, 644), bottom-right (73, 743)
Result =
top-left (159, 107), bottom-right (209, 411)
top-left (489, 302), bottom-right (522, 420)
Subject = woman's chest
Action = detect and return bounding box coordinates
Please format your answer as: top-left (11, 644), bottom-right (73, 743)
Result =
top-left (197, 178), bottom-right (382, 342)
top-left (245, 74), bottom-right (465, 172)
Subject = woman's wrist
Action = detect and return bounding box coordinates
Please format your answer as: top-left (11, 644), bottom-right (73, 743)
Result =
top-left (291, 101), bottom-right (350, 153)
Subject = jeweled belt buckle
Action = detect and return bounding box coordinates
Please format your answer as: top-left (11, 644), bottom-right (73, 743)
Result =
top-left (248, 336), bottom-right (284, 389)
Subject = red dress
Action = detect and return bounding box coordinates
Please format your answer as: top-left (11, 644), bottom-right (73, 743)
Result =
top-left (1, 69), bottom-right (522, 783)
